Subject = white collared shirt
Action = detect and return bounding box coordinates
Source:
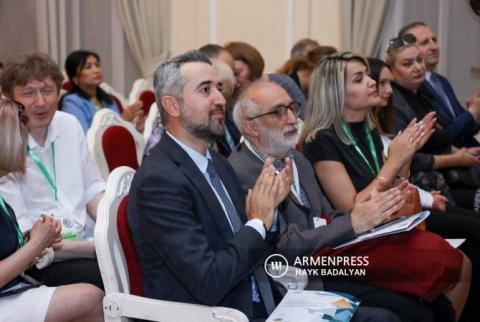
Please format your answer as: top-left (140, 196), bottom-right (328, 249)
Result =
top-left (166, 131), bottom-right (265, 238)
top-left (0, 111), bottom-right (105, 236)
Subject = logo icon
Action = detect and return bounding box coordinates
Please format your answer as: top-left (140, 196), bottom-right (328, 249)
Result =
top-left (264, 254), bottom-right (289, 278)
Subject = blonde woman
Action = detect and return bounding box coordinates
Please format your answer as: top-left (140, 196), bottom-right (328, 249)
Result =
top-left (0, 99), bottom-right (104, 322)
top-left (302, 52), bottom-right (470, 321)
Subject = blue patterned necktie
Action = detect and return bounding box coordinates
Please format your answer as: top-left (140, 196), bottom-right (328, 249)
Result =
top-left (206, 160), bottom-right (243, 232)
top-left (206, 159), bottom-right (275, 314)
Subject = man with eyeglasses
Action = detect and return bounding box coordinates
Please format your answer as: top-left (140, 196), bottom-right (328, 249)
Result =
top-left (0, 54), bottom-right (104, 289)
top-left (229, 80), bottom-right (447, 322)
top-left (399, 22), bottom-right (480, 150)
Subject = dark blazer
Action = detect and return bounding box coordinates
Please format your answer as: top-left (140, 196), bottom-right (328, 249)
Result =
top-left (228, 143), bottom-right (356, 263)
top-left (392, 82), bottom-right (454, 171)
top-left (422, 72), bottom-right (480, 148)
top-left (127, 133), bottom-right (269, 319)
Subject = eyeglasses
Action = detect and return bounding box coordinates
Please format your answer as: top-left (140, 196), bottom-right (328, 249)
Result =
top-left (248, 101), bottom-right (300, 121)
top-left (387, 33), bottom-right (417, 51)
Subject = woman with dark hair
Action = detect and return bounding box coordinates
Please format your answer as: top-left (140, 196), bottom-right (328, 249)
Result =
top-left (386, 35), bottom-right (480, 213)
top-left (277, 46), bottom-right (338, 98)
top-left (61, 50), bottom-right (144, 133)
top-left (224, 41), bottom-right (265, 96)
top-left (0, 99), bottom-right (104, 321)
top-left (371, 56), bottom-right (480, 320)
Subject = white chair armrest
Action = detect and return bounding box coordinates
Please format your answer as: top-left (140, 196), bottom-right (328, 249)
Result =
top-left (103, 292), bottom-right (249, 322)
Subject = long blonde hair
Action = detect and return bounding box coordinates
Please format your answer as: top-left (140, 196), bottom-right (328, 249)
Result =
top-left (302, 51), bottom-right (372, 145)
top-left (0, 99), bottom-right (28, 174)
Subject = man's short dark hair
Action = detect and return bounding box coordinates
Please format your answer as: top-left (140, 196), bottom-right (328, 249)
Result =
top-left (0, 53), bottom-right (64, 98)
top-left (153, 50), bottom-right (211, 124)
top-left (398, 21), bottom-right (427, 38)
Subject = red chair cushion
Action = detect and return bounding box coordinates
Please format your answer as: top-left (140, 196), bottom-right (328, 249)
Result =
top-left (139, 90), bottom-right (155, 115)
top-left (62, 82), bottom-right (72, 91)
top-left (112, 95), bottom-right (124, 114)
top-left (102, 126), bottom-right (139, 172)
top-left (117, 196), bottom-right (144, 296)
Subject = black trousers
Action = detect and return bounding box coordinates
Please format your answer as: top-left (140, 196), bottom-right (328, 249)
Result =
top-left (26, 258), bottom-right (103, 290)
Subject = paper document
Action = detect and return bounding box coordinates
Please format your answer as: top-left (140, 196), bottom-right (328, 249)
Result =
top-left (334, 211), bottom-right (430, 249)
top-left (266, 290), bottom-right (360, 322)
top-left (446, 239), bottom-right (465, 248)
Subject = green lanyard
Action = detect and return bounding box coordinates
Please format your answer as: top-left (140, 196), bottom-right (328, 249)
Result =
top-left (342, 122), bottom-right (381, 176)
top-left (27, 142), bottom-right (58, 201)
top-left (0, 196), bottom-right (25, 247)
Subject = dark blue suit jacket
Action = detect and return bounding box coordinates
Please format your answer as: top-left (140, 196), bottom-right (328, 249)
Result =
top-left (127, 133), bottom-right (269, 319)
top-left (422, 72), bottom-right (480, 147)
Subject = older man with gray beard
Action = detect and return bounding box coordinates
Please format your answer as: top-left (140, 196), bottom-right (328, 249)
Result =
top-left (228, 80), bottom-right (453, 322)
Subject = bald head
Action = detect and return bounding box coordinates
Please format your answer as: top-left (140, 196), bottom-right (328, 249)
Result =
top-left (234, 80), bottom-right (300, 158)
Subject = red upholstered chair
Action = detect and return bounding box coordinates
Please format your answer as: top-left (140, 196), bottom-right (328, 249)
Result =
top-left (102, 126), bottom-right (139, 173)
top-left (62, 82), bottom-right (72, 91)
top-left (138, 90), bottom-right (156, 116)
top-left (87, 109), bottom-right (145, 179)
top-left (116, 195), bottom-right (144, 296)
top-left (95, 166), bottom-right (248, 322)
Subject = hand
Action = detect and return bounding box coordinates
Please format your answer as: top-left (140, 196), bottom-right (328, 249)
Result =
top-left (431, 190), bottom-right (448, 211)
top-left (388, 115), bottom-right (434, 166)
top-left (452, 147), bottom-right (480, 167)
top-left (121, 101), bottom-right (144, 122)
top-left (245, 163), bottom-right (280, 230)
top-left (29, 215), bottom-right (62, 249)
top-left (467, 97), bottom-right (480, 123)
top-left (350, 186), bottom-right (406, 234)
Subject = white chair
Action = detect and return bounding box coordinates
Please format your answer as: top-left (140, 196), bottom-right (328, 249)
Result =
top-left (143, 102), bottom-right (161, 142)
top-left (87, 109), bottom-right (145, 179)
top-left (128, 77), bottom-right (154, 105)
top-left (95, 166), bottom-right (249, 322)
top-left (100, 82), bottom-right (128, 110)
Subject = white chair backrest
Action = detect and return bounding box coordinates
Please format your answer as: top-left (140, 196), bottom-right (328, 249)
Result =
top-left (100, 82), bottom-right (128, 109)
top-left (87, 109), bottom-right (145, 179)
top-left (95, 166), bottom-right (135, 294)
top-left (143, 103), bottom-right (161, 142)
top-left (128, 77), bottom-right (154, 105)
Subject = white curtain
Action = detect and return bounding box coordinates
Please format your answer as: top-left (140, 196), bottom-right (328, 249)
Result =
top-left (115, 0), bottom-right (170, 78)
top-left (343, 0), bottom-right (394, 57)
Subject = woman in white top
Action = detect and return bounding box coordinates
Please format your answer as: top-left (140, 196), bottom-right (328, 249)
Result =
top-left (0, 99), bottom-right (104, 322)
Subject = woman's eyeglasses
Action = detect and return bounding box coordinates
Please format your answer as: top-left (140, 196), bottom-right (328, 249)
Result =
top-left (387, 33), bottom-right (417, 52)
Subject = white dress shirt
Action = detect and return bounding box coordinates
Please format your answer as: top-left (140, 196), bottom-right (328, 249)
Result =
top-left (166, 131), bottom-right (266, 238)
top-left (0, 111), bottom-right (105, 238)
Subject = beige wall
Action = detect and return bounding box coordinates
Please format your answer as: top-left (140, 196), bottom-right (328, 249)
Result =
top-left (170, 0), bottom-right (344, 72)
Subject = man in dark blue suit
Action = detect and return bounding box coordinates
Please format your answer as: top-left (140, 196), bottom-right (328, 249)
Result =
top-left (127, 50), bottom-right (291, 321)
top-left (399, 22), bottom-right (480, 148)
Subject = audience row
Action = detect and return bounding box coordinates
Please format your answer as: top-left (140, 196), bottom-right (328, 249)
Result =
top-left (0, 20), bottom-right (480, 322)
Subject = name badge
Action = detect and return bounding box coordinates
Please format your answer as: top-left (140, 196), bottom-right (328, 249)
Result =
top-left (313, 217), bottom-right (327, 228)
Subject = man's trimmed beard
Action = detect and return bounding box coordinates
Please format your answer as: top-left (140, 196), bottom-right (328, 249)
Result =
top-left (258, 123), bottom-right (300, 159)
top-left (180, 104), bottom-right (225, 140)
